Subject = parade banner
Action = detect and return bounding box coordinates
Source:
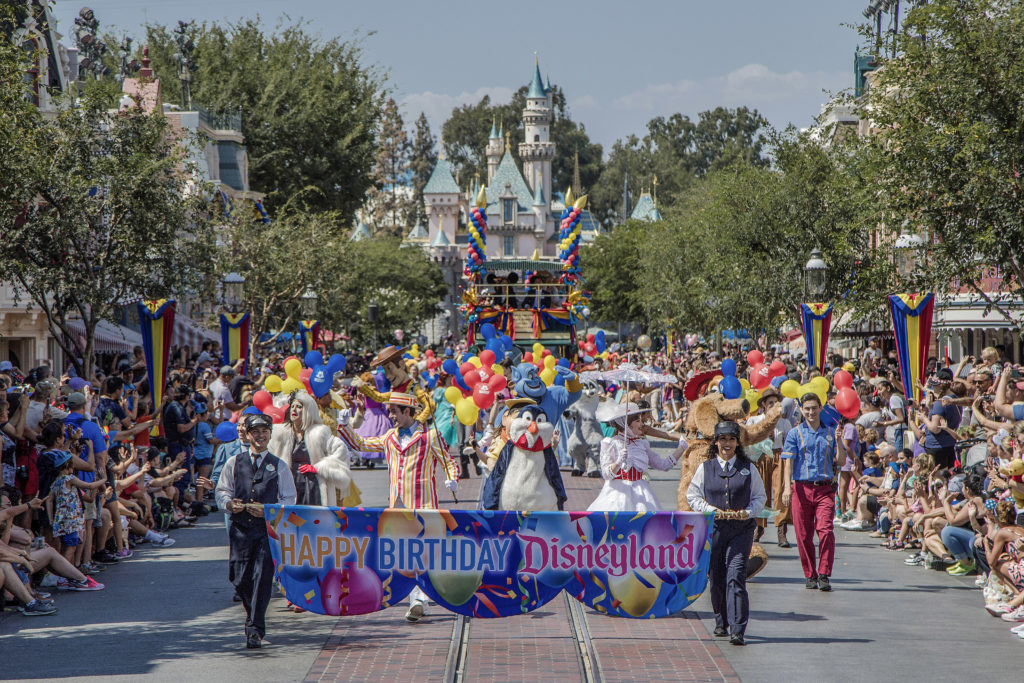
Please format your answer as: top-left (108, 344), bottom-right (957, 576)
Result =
top-left (299, 320), bottom-right (321, 355)
top-left (267, 506), bottom-right (713, 619)
top-left (888, 293), bottom-right (934, 403)
top-left (138, 299), bottom-right (175, 435)
top-left (219, 312), bottom-right (250, 374)
top-left (799, 303), bottom-right (833, 373)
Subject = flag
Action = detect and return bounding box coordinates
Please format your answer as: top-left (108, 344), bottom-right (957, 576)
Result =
top-left (888, 293), bottom-right (934, 403)
top-left (138, 299), bottom-right (176, 435)
top-left (799, 303), bottom-right (833, 373)
top-left (220, 312), bottom-right (250, 374)
top-left (299, 319), bottom-right (321, 354)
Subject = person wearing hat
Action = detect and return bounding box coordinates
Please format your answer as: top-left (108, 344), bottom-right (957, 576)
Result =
top-left (922, 367), bottom-right (961, 469)
top-left (210, 365), bottom-right (241, 422)
top-left (587, 402), bottom-right (683, 513)
top-left (337, 392), bottom-right (459, 623)
top-left (746, 386), bottom-right (794, 547)
top-left (351, 346), bottom-right (435, 423)
top-left (215, 412), bottom-right (296, 649)
top-left (686, 420), bottom-right (766, 646)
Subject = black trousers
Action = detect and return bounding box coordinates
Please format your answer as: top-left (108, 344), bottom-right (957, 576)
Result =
top-left (709, 518), bottom-right (755, 637)
top-left (229, 523), bottom-right (275, 639)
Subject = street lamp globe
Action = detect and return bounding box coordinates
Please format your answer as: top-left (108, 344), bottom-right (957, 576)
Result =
top-left (803, 248), bottom-right (828, 300)
top-left (222, 272), bottom-right (244, 312)
top-left (893, 230), bottom-right (924, 280)
top-left (582, 307), bottom-right (591, 319)
top-left (300, 285), bottom-right (318, 318)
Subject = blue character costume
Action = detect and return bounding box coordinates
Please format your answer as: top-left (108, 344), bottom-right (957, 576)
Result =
top-left (509, 362), bottom-right (582, 466)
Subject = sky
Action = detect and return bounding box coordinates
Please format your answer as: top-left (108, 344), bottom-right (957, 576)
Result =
top-left (51, 1), bottom-right (878, 153)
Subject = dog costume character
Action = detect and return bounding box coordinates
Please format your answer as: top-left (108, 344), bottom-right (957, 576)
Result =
top-left (482, 404), bottom-right (567, 511)
top-left (677, 373), bottom-right (781, 578)
top-left (352, 346), bottom-right (435, 423)
top-left (566, 381), bottom-right (604, 477)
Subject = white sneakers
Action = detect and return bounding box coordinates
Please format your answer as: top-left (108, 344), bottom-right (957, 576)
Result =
top-left (839, 519), bottom-right (873, 531)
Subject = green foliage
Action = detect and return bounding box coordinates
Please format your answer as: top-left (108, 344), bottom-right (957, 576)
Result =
top-left (408, 112), bottom-right (437, 227)
top-left (580, 221), bottom-right (648, 324)
top-left (143, 18), bottom-right (385, 216)
top-left (367, 97), bottom-right (413, 236)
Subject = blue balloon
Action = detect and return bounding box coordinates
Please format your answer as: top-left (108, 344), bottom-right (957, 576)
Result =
top-left (719, 376), bottom-right (742, 399)
top-left (720, 358), bottom-right (737, 377)
top-left (595, 330), bottom-right (607, 353)
top-left (770, 375), bottom-right (785, 389)
top-left (304, 351), bottom-right (323, 368)
top-left (242, 406), bottom-right (263, 415)
top-left (501, 334), bottom-right (514, 351)
top-left (215, 422), bottom-right (238, 442)
top-left (556, 358), bottom-right (571, 368)
top-left (486, 338), bottom-right (503, 355)
top-left (309, 365), bottom-right (333, 398)
top-left (480, 323), bottom-right (497, 340)
top-left (424, 373), bottom-right (438, 390)
top-left (326, 354), bottom-right (346, 373)
top-left (442, 359), bottom-right (460, 376)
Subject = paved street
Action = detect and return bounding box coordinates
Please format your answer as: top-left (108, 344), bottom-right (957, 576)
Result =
top-left (3, 442), bottom-right (1021, 682)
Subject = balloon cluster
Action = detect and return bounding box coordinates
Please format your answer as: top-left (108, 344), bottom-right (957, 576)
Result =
top-left (521, 341), bottom-right (572, 388)
top-left (746, 350), bottom-right (787, 390)
top-left (718, 358), bottom-right (743, 399)
top-left (779, 374), bottom-right (831, 407)
top-left (558, 194), bottom-right (588, 283)
top-left (253, 351), bottom-right (348, 422)
top-left (441, 350), bottom-right (507, 425)
top-left (466, 189), bottom-right (488, 279)
top-left (832, 370), bottom-right (859, 419)
top-left (479, 323), bottom-right (515, 361)
top-left (576, 331), bottom-right (608, 358)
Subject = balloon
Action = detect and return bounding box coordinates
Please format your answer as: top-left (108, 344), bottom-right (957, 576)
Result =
top-left (744, 388), bottom-right (761, 413)
top-left (584, 342), bottom-right (597, 355)
top-left (425, 349), bottom-right (435, 358)
top-left (488, 374), bottom-right (506, 392)
top-left (264, 375), bottom-right (283, 393)
top-left (472, 382), bottom-right (496, 410)
top-left (780, 379), bottom-right (800, 399)
top-left (455, 397), bottom-right (479, 426)
top-left (304, 351), bottom-right (323, 368)
top-left (746, 350), bottom-right (764, 366)
top-left (468, 356), bottom-right (482, 368)
top-left (809, 376), bottom-right (831, 395)
top-left (299, 367), bottom-right (313, 393)
top-left (501, 335), bottom-right (514, 351)
top-left (264, 405), bottom-right (286, 423)
top-left (281, 377), bottom-right (304, 394)
top-left (284, 358), bottom-right (302, 380)
top-left (540, 368), bottom-right (556, 386)
top-left (532, 342), bottom-right (545, 357)
top-left (543, 355), bottom-right (557, 370)
top-left (479, 349), bottom-right (496, 367)
top-left (836, 387), bottom-right (860, 419)
top-left (587, 333), bottom-right (596, 344)
top-left (637, 334), bottom-right (652, 350)
top-left (461, 363), bottom-right (480, 388)
top-left (492, 364), bottom-right (504, 376)
top-left (444, 385), bottom-right (463, 404)
top-left (719, 376), bottom-right (742, 399)
top-left (720, 358), bottom-right (737, 376)
top-left (523, 352), bottom-right (534, 364)
top-left (739, 377), bottom-right (750, 391)
top-left (309, 365), bottom-right (333, 398)
top-left (556, 358), bottom-right (571, 368)
top-left (799, 383), bottom-right (826, 406)
top-left (749, 363), bottom-right (771, 390)
top-left (327, 354), bottom-right (347, 374)
top-left (442, 359), bottom-right (460, 376)
top-left (833, 369), bottom-right (854, 390)
top-left (769, 360), bottom-right (787, 378)
top-left (595, 330), bottom-right (607, 353)
top-left (542, 348), bottom-right (552, 357)
top-left (480, 323), bottom-right (497, 340)
top-left (252, 390), bottom-right (273, 411)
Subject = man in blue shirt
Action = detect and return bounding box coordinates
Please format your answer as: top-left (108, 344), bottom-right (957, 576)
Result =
top-left (993, 365), bottom-right (1024, 422)
top-left (781, 393), bottom-right (842, 592)
top-left (923, 368), bottom-right (961, 469)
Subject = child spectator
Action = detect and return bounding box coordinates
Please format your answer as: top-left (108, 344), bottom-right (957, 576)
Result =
top-left (50, 451), bottom-right (105, 565)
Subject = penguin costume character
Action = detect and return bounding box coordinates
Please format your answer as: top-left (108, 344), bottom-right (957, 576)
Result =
top-left (482, 404), bottom-right (567, 511)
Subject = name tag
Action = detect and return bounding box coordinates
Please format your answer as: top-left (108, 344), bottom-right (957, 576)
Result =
top-left (740, 468), bottom-right (750, 476)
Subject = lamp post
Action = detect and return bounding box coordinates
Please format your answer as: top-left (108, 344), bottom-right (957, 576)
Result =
top-left (893, 230), bottom-right (923, 282)
top-left (803, 248), bottom-right (829, 301)
top-left (368, 301), bottom-right (379, 350)
top-left (582, 306), bottom-right (591, 338)
top-left (222, 272), bottom-right (244, 313)
top-left (300, 285), bottom-right (318, 318)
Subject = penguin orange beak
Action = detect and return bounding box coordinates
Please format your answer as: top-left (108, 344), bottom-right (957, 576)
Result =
top-left (528, 421), bottom-right (538, 434)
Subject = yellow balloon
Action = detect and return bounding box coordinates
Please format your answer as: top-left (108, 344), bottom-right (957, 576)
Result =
top-left (532, 343), bottom-right (545, 357)
top-left (600, 351), bottom-right (610, 359)
top-left (455, 397), bottom-right (479, 426)
top-left (444, 386), bottom-right (462, 405)
top-left (810, 376), bottom-right (830, 394)
top-left (779, 379), bottom-right (800, 399)
top-left (798, 383), bottom-right (826, 405)
top-left (543, 355), bottom-right (557, 370)
top-left (744, 388), bottom-right (761, 413)
top-left (468, 356), bottom-right (482, 368)
top-left (491, 364), bottom-right (504, 376)
top-left (739, 378), bottom-right (750, 391)
top-left (281, 377), bottom-right (304, 394)
top-left (264, 375), bottom-right (283, 393)
top-left (540, 368), bottom-right (556, 386)
top-left (284, 358), bottom-right (302, 380)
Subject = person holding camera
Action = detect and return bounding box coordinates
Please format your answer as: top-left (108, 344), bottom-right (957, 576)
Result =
top-left (215, 412), bottom-right (296, 649)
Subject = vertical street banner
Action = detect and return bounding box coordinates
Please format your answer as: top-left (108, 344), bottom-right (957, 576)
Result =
top-left (888, 293), bottom-right (934, 403)
top-left (220, 312), bottom-right (250, 374)
top-left (266, 506), bottom-right (714, 619)
top-left (799, 303), bottom-right (833, 373)
top-left (299, 320), bottom-right (321, 355)
top-left (138, 299), bottom-right (176, 435)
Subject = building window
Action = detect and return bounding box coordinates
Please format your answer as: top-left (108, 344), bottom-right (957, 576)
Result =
top-left (22, 40), bottom-right (39, 107)
top-left (504, 235), bottom-right (515, 257)
top-left (503, 199), bottom-right (515, 223)
top-left (534, 134), bottom-right (539, 142)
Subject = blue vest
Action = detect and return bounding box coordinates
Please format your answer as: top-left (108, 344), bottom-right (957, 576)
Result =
top-left (702, 457), bottom-right (752, 512)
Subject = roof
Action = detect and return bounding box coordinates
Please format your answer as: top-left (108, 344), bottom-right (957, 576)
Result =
top-left (630, 192), bottom-right (663, 222)
top-left (532, 182), bottom-right (546, 207)
top-left (484, 258), bottom-right (565, 273)
top-left (489, 118), bottom-right (499, 139)
top-left (528, 61), bottom-right (546, 99)
top-left (485, 151), bottom-right (533, 215)
top-left (423, 157), bottom-right (460, 195)
top-left (407, 223), bottom-right (428, 240)
top-left (349, 220), bottom-right (371, 241)
top-left (430, 230), bottom-right (451, 247)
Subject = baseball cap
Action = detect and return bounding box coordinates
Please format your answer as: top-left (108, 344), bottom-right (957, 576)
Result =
top-left (0, 361), bottom-right (12, 371)
top-left (219, 365), bottom-right (237, 376)
top-left (66, 392), bottom-right (87, 408)
top-left (50, 450), bottom-right (72, 469)
top-left (67, 377), bottom-right (89, 392)
top-left (935, 368), bottom-right (953, 382)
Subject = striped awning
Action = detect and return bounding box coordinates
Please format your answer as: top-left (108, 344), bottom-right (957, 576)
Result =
top-left (171, 313), bottom-right (219, 350)
top-left (484, 259), bottom-right (564, 273)
top-left (64, 318), bottom-right (144, 354)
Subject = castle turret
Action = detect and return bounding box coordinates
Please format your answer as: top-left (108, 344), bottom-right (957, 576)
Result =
top-left (519, 56), bottom-right (554, 216)
top-left (486, 117), bottom-right (503, 184)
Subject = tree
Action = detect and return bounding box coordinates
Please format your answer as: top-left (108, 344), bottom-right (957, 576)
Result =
top-left (366, 97), bottom-right (413, 236)
top-left (408, 112), bottom-right (437, 228)
top-left (0, 85), bottom-right (217, 378)
top-left (853, 0), bottom-right (1024, 328)
top-left (144, 18), bottom-right (385, 216)
top-left (581, 221), bottom-right (648, 324)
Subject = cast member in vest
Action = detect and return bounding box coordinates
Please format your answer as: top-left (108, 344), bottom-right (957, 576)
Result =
top-left (269, 391), bottom-right (358, 507)
top-left (215, 412), bottom-right (296, 649)
top-left (686, 420), bottom-right (767, 646)
top-left (587, 402), bottom-right (683, 513)
top-left (337, 392), bottom-right (459, 622)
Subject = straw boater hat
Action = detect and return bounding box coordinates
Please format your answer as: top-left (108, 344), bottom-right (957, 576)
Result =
top-left (386, 392), bottom-right (417, 408)
top-left (370, 345), bottom-right (407, 369)
top-left (595, 401), bottom-right (651, 427)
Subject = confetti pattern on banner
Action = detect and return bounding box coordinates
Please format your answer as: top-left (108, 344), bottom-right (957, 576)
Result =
top-left (265, 505), bottom-right (714, 619)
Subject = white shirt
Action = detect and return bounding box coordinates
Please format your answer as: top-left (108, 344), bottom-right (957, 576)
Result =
top-left (215, 450), bottom-right (297, 510)
top-left (25, 400), bottom-right (68, 431)
top-left (686, 455), bottom-right (767, 518)
top-left (209, 378), bottom-right (234, 421)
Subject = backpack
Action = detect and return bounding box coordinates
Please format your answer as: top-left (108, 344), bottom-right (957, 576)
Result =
top-left (152, 497), bottom-right (174, 532)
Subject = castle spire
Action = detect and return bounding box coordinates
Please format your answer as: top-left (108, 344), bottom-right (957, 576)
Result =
top-left (572, 149), bottom-right (581, 197)
top-left (489, 116), bottom-right (498, 140)
top-left (528, 55), bottom-right (546, 99)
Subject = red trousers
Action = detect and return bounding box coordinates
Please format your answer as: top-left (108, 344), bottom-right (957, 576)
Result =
top-left (791, 481), bottom-right (836, 578)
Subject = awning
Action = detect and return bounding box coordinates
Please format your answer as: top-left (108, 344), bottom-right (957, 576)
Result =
top-left (171, 313), bottom-right (219, 349)
top-left (64, 318), bottom-right (144, 354)
top-left (483, 259), bottom-right (565, 273)
top-left (934, 297), bottom-right (1024, 331)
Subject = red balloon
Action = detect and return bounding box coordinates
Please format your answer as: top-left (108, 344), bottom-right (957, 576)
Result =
top-left (252, 390), bottom-right (273, 411)
top-left (460, 362), bottom-right (480, 387)
top-left (835, 387), bottom-right (860, 419)
top-left (833, 369), bottom-right (854, 390)
top-left (586, 333), bottom-right (596, 344)
top-left (769, 360), bottom-right (787, 378)
top-left (584, 342), bottom-right (597, 355)
top-left (425, 349), bottom-right (435, 358)
top-left (264, 405), bottom-right (286, 423)
top-left (472, 383), bottom-right (496, 410)
top-left (523, 352), bottom-right (534, 364)
top-left (747, 350), bottom-right (764, 366)
top-left (750, 363), bottom-right (771, 390)
top-left (488, 374), bottom-right (507, 392)
top-left (479, 349), bottom-right (496, 367)
top-left (542, 349), bottom-right (552, 357)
